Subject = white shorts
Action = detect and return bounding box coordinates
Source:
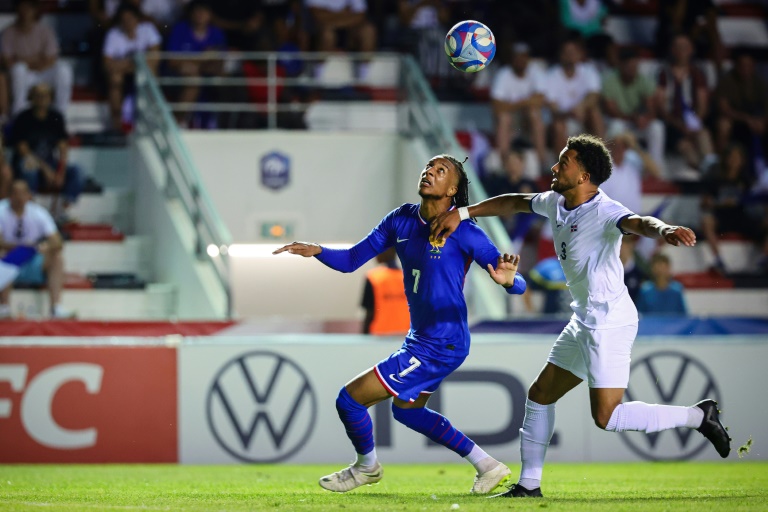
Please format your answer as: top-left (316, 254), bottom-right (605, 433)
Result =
top-left (547, 318), bottom-right (638, 388)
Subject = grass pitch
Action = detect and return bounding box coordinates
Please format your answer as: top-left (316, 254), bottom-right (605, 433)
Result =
top-left (0, 462), bottom-right (766, 511)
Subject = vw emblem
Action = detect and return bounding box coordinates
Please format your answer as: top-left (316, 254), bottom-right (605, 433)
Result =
top-left (620, 350), bottom-right (721, 461)
top-left (206, 351), bottom-right (317, 463)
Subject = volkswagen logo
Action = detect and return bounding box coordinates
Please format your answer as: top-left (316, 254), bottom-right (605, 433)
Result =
top-left (620, 350), bottom-right (721, 461)
top-left (206, 351), bottom-right (317, 463)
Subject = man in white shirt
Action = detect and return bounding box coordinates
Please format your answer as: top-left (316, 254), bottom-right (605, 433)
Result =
top-left (490, 43), bottom-right (547, 168)
top-left (546, 40), bottom-right (604, 153)
top-left (430, 134), bottom-right (731, 497)
top-left (102, 3), bottom-right (162, 130)
top-left (0, 180), bottom-right (71, 318)
top-left (600, 132), bottom-right (661, 215)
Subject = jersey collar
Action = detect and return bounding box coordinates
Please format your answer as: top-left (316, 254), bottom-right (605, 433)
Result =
top-left (563, 190), bottom-right (600, 211)
top-left (418, 204), bottom-right (456, 225)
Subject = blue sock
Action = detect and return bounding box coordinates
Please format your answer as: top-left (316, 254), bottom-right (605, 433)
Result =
top-left (392, 404), bottom-right (475, 457)
top-left (335, 387), bottom-right (375, 456)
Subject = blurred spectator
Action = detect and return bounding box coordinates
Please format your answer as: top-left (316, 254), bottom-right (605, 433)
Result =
top-left (490, 43), bottom-right (547, 168)
top-left (0, 135), bottom-right (12, 199)
top-left (1, 0), bottom-right (73, 118)
top-left (361, 247), bottom-right (410, 335)
top-left (558, 0), bottom-right (613, 63)
top-left (701, 144), bottom-right (768, 274)
top-left (601, 132), bottom-right (661, 215)
top-left (489, 0), bottom-right (559, 62)
top-left (482, 143), bottom-right (539, 244)
top-left (0, 180), bottom-right (71, 319)
top-left (546, 39), bottom-right (604, 152)
top-left (619, 234), bottom-right (648, 302)
top-left (103, 3), bottom-right (161, 131)
top-left (602, 47), bottom-right (665, 171)
top-left (655, 34), bottom-right (715, 172)
top-left (559, 0), bottom-right (607, 38)
top-left (264, 0), bottom-right (309, 52)
top-left (307, 0), bottom-right (377, 79)
top-left (397, 0), bottom-right (449, 79)
top-left (655, 0), bottom-right (723, 68)
top-left (714, 50), bottom-right (767, 158)
top-left (90, 0), bottom-right (186, 30)
top-left (636, 253), bottom-right (687, 315)
top-left (166, 0), bottom-right (226, 126)
top-left (10, 83), bottom-right (82, 209)
top-left (210, 0), bottom-right (269, 51)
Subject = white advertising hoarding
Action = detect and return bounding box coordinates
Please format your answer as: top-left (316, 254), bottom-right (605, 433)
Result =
top-left (178, 335), bottom-right (768, 464)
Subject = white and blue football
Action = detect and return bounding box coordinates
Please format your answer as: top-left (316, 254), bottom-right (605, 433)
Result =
top-left (444, 20), bottom-right (496, 73)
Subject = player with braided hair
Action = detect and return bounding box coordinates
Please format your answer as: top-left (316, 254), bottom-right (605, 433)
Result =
top-left (274, 155), bottom-right (526, 494)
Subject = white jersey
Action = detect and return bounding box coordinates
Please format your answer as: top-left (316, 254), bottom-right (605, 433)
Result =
top-left (531, 190), bottom-right (639, 328)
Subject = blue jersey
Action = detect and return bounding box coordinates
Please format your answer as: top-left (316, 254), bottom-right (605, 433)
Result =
top-left (316, 204), bottom-right (526, 359)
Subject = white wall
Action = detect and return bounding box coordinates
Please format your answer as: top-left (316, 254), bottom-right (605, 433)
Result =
top-left (134, 137), bottom-right (228, 319)
top-left (183, 131), bottom-right (409, 243)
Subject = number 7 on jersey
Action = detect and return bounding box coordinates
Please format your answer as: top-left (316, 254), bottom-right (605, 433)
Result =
top-left (412, 268), bottom-right (421, 293)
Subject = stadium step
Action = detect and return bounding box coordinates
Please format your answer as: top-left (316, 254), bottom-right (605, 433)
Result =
top-left (63, 236), bottom-right (151, 279)
top-left (8, 284), bottom-right (177, 320)
top-left (667, 239), bottom-right (759, 274)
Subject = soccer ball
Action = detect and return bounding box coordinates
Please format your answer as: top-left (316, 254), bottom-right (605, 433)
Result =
top-left (444, 20), bottom-right (496, 73)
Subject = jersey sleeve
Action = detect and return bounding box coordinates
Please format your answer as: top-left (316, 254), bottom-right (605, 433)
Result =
top-left (601, 198), bottom-right (636, 236)
top-left (314, 207), bottom-right (398, 273)
top-left (457, 222), bottom-right (526, 295)
top-left (530, 190), bottom-right (556, 218)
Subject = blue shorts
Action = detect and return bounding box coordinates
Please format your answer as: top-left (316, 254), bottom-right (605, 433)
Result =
top-left (374, 347), bottom-right (466, 403)
top-left (14, 253), bottom-right (45, 286)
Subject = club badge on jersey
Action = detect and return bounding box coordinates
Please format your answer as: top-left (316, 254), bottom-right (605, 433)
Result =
top-left (428, 234), bottom-right (445, 259)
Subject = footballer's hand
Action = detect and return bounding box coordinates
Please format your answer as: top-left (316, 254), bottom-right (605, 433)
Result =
top-left (661, 225), bottom-right (696, 247)
top-left (272, 241), bottom-right (322, 257)
top-left (430, 209), bottom-right (462, 241)
top-left (487, 253), bottom-right (520, 287)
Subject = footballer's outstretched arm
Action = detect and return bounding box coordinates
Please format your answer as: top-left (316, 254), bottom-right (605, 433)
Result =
top-left (431, 193), bottom-right (537, 239)
top-left (273, 238), bottom-right (380, 273)
top-left (619, 215), bottom-right (697, 247)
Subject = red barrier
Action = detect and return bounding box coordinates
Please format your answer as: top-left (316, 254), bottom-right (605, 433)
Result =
top-left (0, 347), bottom-right (177, 462)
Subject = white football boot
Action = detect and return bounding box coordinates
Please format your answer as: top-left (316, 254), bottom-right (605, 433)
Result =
top-left (470, 462), bottom-right (513, 494)
top-left (318, 462), bottom-right (383, 492)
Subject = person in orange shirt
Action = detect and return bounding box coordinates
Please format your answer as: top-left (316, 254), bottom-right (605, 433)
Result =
top-left (361, 246), bottom-right (410, 335)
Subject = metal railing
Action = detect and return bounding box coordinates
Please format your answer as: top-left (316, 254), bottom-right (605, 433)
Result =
top-left (135, 53), bottom-right (233, 317)
top-left (137, 51), bottom-right (516, 320)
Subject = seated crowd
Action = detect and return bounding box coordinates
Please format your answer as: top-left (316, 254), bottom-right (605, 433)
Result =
top-left (0, 0), bottom-right (765, 321)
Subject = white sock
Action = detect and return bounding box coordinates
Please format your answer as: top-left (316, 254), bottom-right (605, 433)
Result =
top-left (605, 402), bottom-right (705, 433)
top-left (519, 399), bottom-right (555, 490)
top-left (464, 444), bottom-right (498, 474)
top-left (356, 448), bottom-right (377, 468)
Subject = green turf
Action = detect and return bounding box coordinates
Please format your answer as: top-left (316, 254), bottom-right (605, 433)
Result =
top-left (0, 462), bottom-right (766, 511)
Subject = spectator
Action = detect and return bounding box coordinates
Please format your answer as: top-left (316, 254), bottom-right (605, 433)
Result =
top-left (545, 39), bottom-right (604, 153)
top-left (601, 132), bottom-right (661, 215)
top-left (715, 49), bottom-right (768, 158)
top-left (165, 0), bottom-right (226, 126)
top-left (210, 0), bottom-right (269, 51)
top-left (482, 143), bottom-right (539, 244)
top-left (655, 0), bottom-right (723, 68)
top-left (559, 0), bottom-right (607, 39)
top-left (619, 234), bottom-right (648, 302)
top-left (397, 0), bottom-right (450, 80)
top-left (655, 34), bottom-right (715, 173)
top-left (490, 43), bottom-right (547, 169)
top-left (307, 0), bottom-right (377, 79)
top-left (1, 0), bottom-right (73, 118)
top-left (0, 135), bottom-right (12, 199)
top-left (636, 253), bottom-right (687, 315)
top-left (701, 144), bottom-right (768, 274)
top-left (103, 3), bottom-right (162, 131)
top-left (361, 247), bottom-right (410, 335)
top-left (603, 47), bottom-right (665, 171)
top-left (0, 180), bottom-right (71, 319)
top-left (90, 0), bottom-right (186, 30)
top-left (10, 83), bottom-right (82, 209)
